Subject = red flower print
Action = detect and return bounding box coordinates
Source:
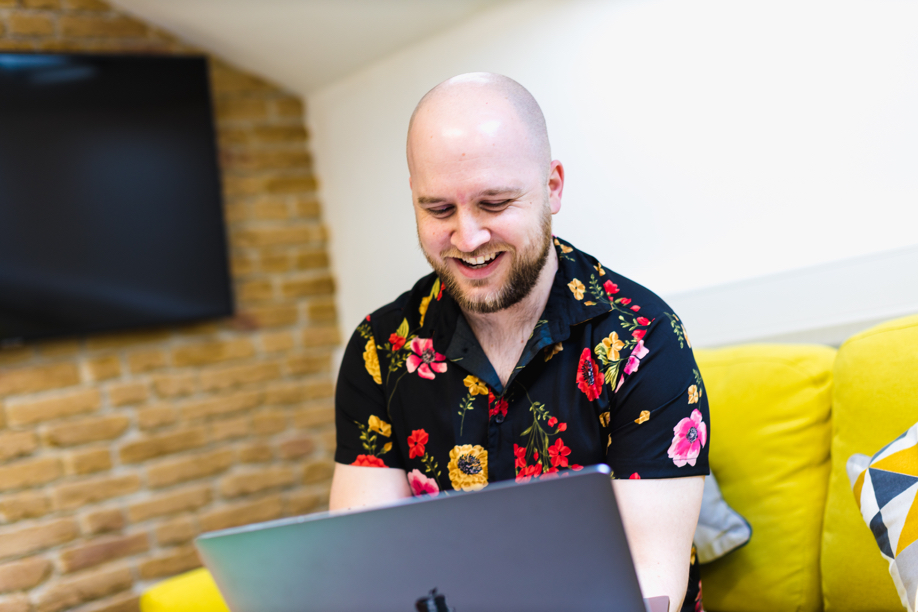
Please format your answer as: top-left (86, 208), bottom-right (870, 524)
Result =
top-left (487, 390), bottom-right (508, 420)
top-left (389, 333), bottom-right (406, 351)
top-left (630, 305), bottom-right (641, 312)
top-left (365, 315), bottom-right (371, 321)
top-left (576, 348), bottom-right (604, 401)
top-left (667, 409), bottom-right (708, 467)
top-left (407, 469), bottom-right (439, 497)
top-left (558, 422), bottom-right (568, 432)
top-left (513, 444), bottom-right (527, 469)
top-left (436, 283), bottom-right (444, 301)
top-left (548, 438), bottom-right (572, 467)
top-left (632, 329), bottom-right (646, 341)
top-left (352, 454), bottom-right (385, 468)
top-left (630, 472), bottom-right (641, 479)
top-left (547, 417), bottom-right (557, 427)
top-left (571, 465), bottom-right (583, 471)
top-left (407, 429), bottom-right (429, 459)
top-left (619, 298), bottom-right (631, 305)
top-left (516, 463), bottom-right (542, 483)
top-left (603, 280), bottom-right (620, 296)
top-left (636, 317), bottom-right (651, 326)
top-left (406, 338), bottom-right (448, 380)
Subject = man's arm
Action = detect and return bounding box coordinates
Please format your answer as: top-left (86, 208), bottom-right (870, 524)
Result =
top-left (613, 475), bottom-right (704, 612)
top-left (328, 463), bottom-right (412, 511)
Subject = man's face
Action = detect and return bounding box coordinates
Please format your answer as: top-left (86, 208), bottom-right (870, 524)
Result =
top-left (409, 112), bottom-right (558, 314)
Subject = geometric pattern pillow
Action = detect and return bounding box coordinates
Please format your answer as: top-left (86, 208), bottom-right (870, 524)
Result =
top-left (847, 421), bottom-right (918, 612)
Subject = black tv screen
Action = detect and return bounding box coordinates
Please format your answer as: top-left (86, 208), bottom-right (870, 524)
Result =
top-left (0, 53), bottom-right (233, 343)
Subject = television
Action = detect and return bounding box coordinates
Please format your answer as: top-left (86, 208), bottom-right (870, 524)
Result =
top-left (0, 53), bottom-right (233, 344)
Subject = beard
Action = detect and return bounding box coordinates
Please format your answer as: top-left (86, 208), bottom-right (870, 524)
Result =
top-left (422, 205), bottom-right (553, 314)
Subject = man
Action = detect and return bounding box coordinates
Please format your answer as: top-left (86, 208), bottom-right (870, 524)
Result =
top-left (329, 73), bottom-right (708, 612)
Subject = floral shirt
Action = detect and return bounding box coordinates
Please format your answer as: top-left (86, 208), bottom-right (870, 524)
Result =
top-left (335, 237), bottom-right (709, 609)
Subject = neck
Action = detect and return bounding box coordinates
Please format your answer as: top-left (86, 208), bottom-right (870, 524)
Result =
top-left (462, 247), bottom-right (558, 357)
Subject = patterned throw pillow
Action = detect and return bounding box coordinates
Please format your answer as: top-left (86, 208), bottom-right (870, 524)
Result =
top-left (847, 422), bottom-right (918, 612)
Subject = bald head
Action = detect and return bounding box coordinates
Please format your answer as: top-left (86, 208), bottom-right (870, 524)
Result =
top-left (407, 73), bottom-right (551, 178)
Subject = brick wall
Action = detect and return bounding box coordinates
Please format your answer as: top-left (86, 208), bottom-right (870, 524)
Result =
top-left (0, 2), bottom-right (340, 611)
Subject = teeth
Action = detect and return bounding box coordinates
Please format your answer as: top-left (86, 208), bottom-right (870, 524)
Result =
top-left (461, 253), bottom-right (497, 266)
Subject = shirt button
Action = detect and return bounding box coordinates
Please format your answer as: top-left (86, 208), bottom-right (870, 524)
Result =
top-left (495, 413), bottom-right (504, 424)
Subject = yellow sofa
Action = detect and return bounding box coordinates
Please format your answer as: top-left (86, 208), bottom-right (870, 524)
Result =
top-left (141, 314), bottom-right (918, 612)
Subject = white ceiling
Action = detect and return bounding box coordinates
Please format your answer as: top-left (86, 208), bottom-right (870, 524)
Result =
top-left (111, 0), bottom-right (514, 95)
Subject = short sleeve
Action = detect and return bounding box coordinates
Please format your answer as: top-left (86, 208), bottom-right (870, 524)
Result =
top-left (334, 320), bottom-right (405, 469)
top-left (604, 316), bottom-right (710, 479)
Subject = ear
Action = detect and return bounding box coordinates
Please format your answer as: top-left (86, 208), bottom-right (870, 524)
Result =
top-left (409, 176), bottom-right (413, 190)
top-left (547, 160), bottom-right (564, 214)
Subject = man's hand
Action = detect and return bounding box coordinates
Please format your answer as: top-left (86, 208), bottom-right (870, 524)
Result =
top-left (613, 475), bottom-right (704, 612)
top-left (328, 462), bottom-right (412, 511)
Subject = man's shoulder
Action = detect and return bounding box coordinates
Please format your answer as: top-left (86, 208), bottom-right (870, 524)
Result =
top-left (360, 271), bottom-right (440, 337)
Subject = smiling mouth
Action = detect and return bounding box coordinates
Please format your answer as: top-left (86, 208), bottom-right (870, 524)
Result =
top-left (455, 252), bottom-right (501, 270)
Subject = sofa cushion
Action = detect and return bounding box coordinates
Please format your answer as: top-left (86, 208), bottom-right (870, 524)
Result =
top-left (140, 567), bottom-right (229, 612)
top-left (823, 314), bottom-right (918, 612)
top-left (694, 470), bottom-right (752, 564)
top-left (695, 344), bottom-right (835, 612)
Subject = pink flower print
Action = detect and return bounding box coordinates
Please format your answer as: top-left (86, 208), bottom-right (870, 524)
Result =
top-left (623, 340), bottom-right (649, 375)
top-left (667, 409), bottom-right (708, 467)
top-left (407, 469), bottom-right (439, 497)
top-left (405, 338), bottom-right (447, 380)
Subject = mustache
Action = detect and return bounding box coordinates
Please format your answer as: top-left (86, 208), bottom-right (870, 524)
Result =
top-left (440, 244), bottom-right (515, 259)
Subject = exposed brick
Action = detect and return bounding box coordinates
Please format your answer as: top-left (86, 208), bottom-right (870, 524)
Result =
top-left (281, 275), bottom-right (334, 299)
top-left (8, 12), bottom-right (54, 36)
top-left (151, 373), bottom-right (195, 398)
top-left (258, 250), bottom-right (291, 274)
top-left (246, 304), bottom-right (298, 328)
top-left (171, 339), bottom-right (255, 368)
top-left (0, 41), bottom-right (35, 52)
top-left (0, 347), bottom-right (32, 368)
top-left (5, 388), bottom-right (99, 426)
top-left (154, 517), bottom-right (196, 546)
top-left (127, 485), bottom-right (211, 522)
top-left (118, 427), bottom-right (207, 463)
top-left (294, 197), bottom-right (321, 219)
top-left (229, 253), bottom-right (255, 277)
top-left (71, 592), bottom-right (140, 612)
top-left (34, 565), bottom-right (132, 612)
top-left (278, 435), bottom-right (314, 460)
top-left (136, 405), bottom-right (177, 431)
top-left (22, 0), bottom-right (60, 6)
top-left (252, 410), bottom-right (286, 435)
top-left (126, 350), bottom-right (166, 374)
top-left (106, 382), bottom-right (147, 407)
top-left (199, 495), bottom-right (282, 532)
top-left (86, 331), bottom-right (169, 352)
top-left (199, 362), bottom-right (281, 392)
top-left (62, 0), bottom-right (110, 10)
top-left (286, 353), bottom-right (330, 376)
top-left (0, 363), bottom-right (81, 399)
top-left (253, 125), bottom-right (307, 144)
top-left (59, 533), bottom-right (149, 574)
top-left (209, 416), bottom-right (250, 442)
top-left (45, 415), bottom-right (129, 447)
top-left (53, 474), bottom-right (140, 511)
top-left (0, 595), bottom-right (29, 612)
top-left (238, 442), bottom-right (272, 463)
top-left (307, 299), bottom-right (337, 323)
top-left (273, 97), bottom-right (303, 118)
top-left (86, 356), bottom-right (120, 382)
top-left (265, 381), bottom-right (331, 405)
top-left (0, 556), bottom-right (52, 593)
top-left (285, 490), bottom-right (321, 516)
top-left (231, 224), bottom-right (323, 248)
top-left (145, 449), bottom-right (233, 489)
top-left (261, 331), bottom-right (294, 354)
top-left (0, 491), bottom-right (51, 523)
top-left (64, 448), bottom-right (112, 475)
top-left (180, 389), bottom-right (262, 421)
top-left (210, 64), bottom-right (274, 94)
top-left (236, 280), bottom-right (274, 303)
top-left (137, 545), bottom-right (201, 579)
top-left (177, 321), bottom-right (219, 337)
top-left (81, 509), bottom-right (125, 536)
top-left (59, 15), bottom-right (147, 38)
top-left (220, 466), bottom-right (294, 498)
top-left (317, 427), bottom-right (336, 451)
top-left (38, 341), bottom-right (80, 358)
top-left (292, 404), bottom-right (334, 429)
top-left (0, 457), bottom-right (63, 492)
top-left (0, 518), bottom-right (78, 561)
top-left (294, 248), bottom-right (328, 270)
top-left (214, 97), bottom-right (268, 122)
top-left (0, 432), bottom-right (37, 462)
top-left (233, 151), bottom-right (310, 174)
top-left (301, 326), bottom-right (340, 348)
top-left (301, 459), bottom-right (335, 484)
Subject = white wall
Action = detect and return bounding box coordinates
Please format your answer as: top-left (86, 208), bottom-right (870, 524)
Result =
top-left (308, 0), bottom-right (918, 346)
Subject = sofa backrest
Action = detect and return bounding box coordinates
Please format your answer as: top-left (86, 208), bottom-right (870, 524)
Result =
top-left (695, 344), bottom-right (835, 612)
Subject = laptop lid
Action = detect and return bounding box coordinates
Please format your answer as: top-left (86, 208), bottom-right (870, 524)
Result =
top-left (195, 464), bottom-right (649, 612)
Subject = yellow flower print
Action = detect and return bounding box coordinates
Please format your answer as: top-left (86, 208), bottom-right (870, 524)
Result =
top-left (363, 339), bottom-right (382, 384)
top-left (567, 279), bottom-right (585, 300)
top-left (448, 444), bottom-right (488, 491)
top-left (553, 237), bottom-right (573, 253)
top-left (602, 332), bottom-right (626, 362)
top-left (419, 295), bottom-right (432, 327)
top-left (687, 385), bottom-right (699, 404)
top-left (634, 410), bottom-right (650, 424)
top-left (463, 375), bottom-right (487, 396)
top-left (599, 411), bottom-right (611, 428)
top-left (683, 325), bottom-right (692, 348)
top-left (595, 263), bottom-right (606, 276)
top-left (368, 415), bottom-right (391, 437)
top-left (544, 342), bottom-right (564, 362)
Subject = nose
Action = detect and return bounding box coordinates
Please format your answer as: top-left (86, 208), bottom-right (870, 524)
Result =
top-left (451, 207), bottom-right (490, 254)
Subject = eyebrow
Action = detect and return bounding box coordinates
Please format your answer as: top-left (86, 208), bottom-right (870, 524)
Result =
top-left (416, 187), bottom-right (523, 205)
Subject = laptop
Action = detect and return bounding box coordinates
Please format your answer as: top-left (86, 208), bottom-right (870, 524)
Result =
top-left (195, 464), bottom-right (667, 612)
